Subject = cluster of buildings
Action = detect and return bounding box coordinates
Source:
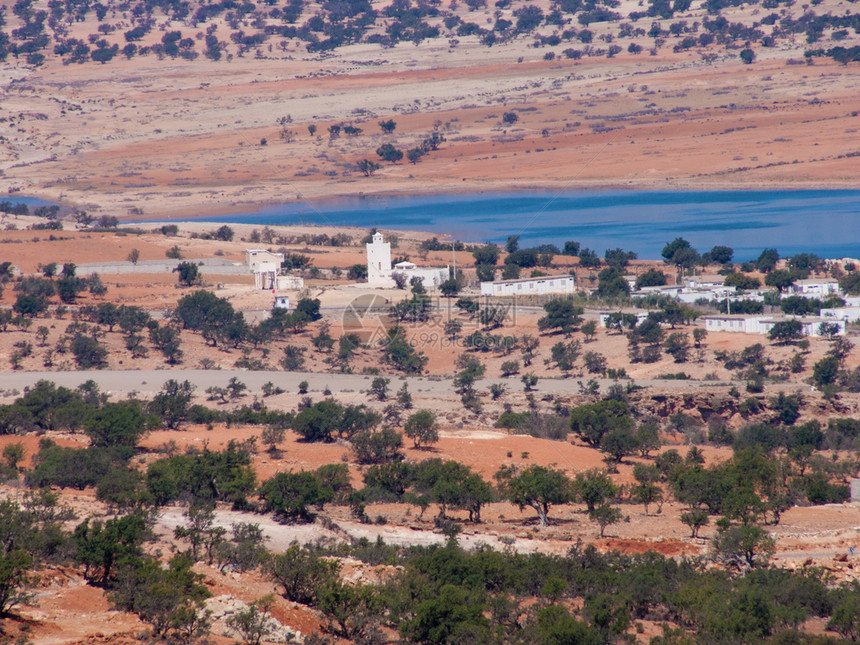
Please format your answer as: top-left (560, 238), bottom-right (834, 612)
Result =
top-left (253, 231), bottom-right (855, 339)
top-left (630, 275), bottom-right (843, 306)
top-left (366, 232), bottom-right (450, 289)
top-left (631, 274), bottom-right (852, 337)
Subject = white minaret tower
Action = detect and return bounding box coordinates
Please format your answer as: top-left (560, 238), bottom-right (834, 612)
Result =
top-left (366, 231), bottom-right (391, 285)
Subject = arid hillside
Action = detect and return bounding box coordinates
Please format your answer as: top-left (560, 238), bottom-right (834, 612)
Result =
top-left (1, 0), bottom-right (859, 219)
top-left (0, 221), bottom-right (858, 644)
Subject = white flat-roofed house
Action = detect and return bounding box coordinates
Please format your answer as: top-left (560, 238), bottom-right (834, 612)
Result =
top-left (633, 285), bottom-right (684, 297)
top-left (676, 286), bottom-right (737, 304)
top-left (704, 314), bottom-right (845, 337)
top-left (276, 275), bottom-right (305, 290)
top-left (683, 274), bottom-right (726, 289)
top-left (391, 261), bottom-right (450, 290)
top-left (598, 310), bottom-right (650, 328)
top-left (248, 249), bottom-right (304, 291)
top-left (246, 248), bottom-right (285, 271)
top-left (480, 275), bottom-right (575, 297)
top-left (791, 279), bottom-right (841, 298)
top-left (757, 316), bottom-right (845, 337)
top-left (821, 307), bottom-right (860, 323)
top-left (704, 315), bottom-right (766, 334)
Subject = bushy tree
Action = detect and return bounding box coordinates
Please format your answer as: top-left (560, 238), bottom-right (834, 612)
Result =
top-left (570, 400), bottom-right (633, 447)
top-left (404, 409), bottom-right (439, 448)
top-left (712, 524), bottom-right (775, 570)
top-left (636, 269), bottom-right (667, 289)
top-left (495, 464), bottom-right (571, 526)
top-left (357, 159), bottom-right (382, 176)
top-left (149, 379), bottom-right (195, 430)
top-left (109, 554), bottom-right (211, 641)
top-left (589, 503), bottom-right (622, 537)
top-left (812, 355), bottom-right (839, 387)
top-left (266, 543), bottom-right (337, 604)
top-left (258, 472), bottom-right (332, 522)
top-left (414, 459), bottom-right (493, 523)
top-left (574, 469), bottom-right (618, 513)
top-left (550, 339), bottom-right (582, 374)
top-left (84, 401), bottom-right (148, 448)
top-left (350, 428), bottom-right (403, 464)
top-left (662, 237), bottom-right (700, 275)
top-left (146, 442), bottom-right (255, 506)
top-left (293, 399), bottom-right (344, 443)
top-left (383, 329), bottom-right (428, 374)
top-left (376, 143), bottom-right (403, 163)
top-left (174, 261), bottom-right (200, 286)
top-left (664, 332), bottom-right (691, 363)
top-left (597, 266), bottom-right (630, 298)
top-left (70, 333), bottom-right (108, 369)
top-left (73, 512), bottom-right (151, 585)
top-left (768, 320), bottom-right (803, 345)
top-left (538, 298), bottom-right (583, 335)
top-left (174, 290), bottom-right (244, 347)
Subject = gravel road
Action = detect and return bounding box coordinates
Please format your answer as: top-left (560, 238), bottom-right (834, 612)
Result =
top-left (0, 369), bottom-right (787, 400)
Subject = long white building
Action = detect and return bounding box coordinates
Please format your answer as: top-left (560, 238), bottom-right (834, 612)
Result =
top-left (704, 314), bottom-right (845, 337)
top-left (480, 275), bottom-right (575, 297)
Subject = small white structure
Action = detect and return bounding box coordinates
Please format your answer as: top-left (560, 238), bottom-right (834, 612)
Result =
top-left (480, 275), bottom-right (575, 297)
top-left (632, 281), bottom-right (737, 304)
top-left (598, 310), bottom-right (650, 328)
top-left (253, 261), bottom-right (280, 290)
top-left (246, 249), bottom-right (285, 271)
top-left (276, 275), bottom-right (304, 290)
top-left (791, 279), bottom-right (841, 298)
top-left (704, 314), bottom-right (845, 337)
top-left (851, 478), bottom-right (860, 504)
top-left (633, 285), bottom-right (684, 297)
top-left (821, 307), bottom-right (860, 323)
top-left (273, 295), bottom-right (290, 310)
top-left (365, 232), bottom-right (449, 290)
top-left (676, 286), bottom-right (736, 304)
top-left (683, 274), bottom-right (726, 289)
top-left (392, 262), bottom-right (450, 290)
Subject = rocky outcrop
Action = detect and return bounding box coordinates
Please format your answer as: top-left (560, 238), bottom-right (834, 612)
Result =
top-left (205, 595), bottom-right (303, 644)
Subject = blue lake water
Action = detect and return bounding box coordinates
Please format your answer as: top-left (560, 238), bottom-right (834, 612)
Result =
top-left (1, 196), bottom-right (55, 207)
top-left (186, 189), bottom-right (860, 261)
top-left (9, 190), bottom-right (859, 261)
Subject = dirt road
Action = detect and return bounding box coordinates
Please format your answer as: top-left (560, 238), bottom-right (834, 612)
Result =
top-left (0, 369), bottom-right (814, 401)
top-left (1, 369), bottom-right (808, 401)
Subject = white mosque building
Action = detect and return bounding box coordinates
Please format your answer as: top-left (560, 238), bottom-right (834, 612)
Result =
top-left (366, 232), bottom-right (450, 289)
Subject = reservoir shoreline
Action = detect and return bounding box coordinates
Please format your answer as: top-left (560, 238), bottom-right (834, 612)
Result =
top-left (144, 188), bottom-right (860, 262)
